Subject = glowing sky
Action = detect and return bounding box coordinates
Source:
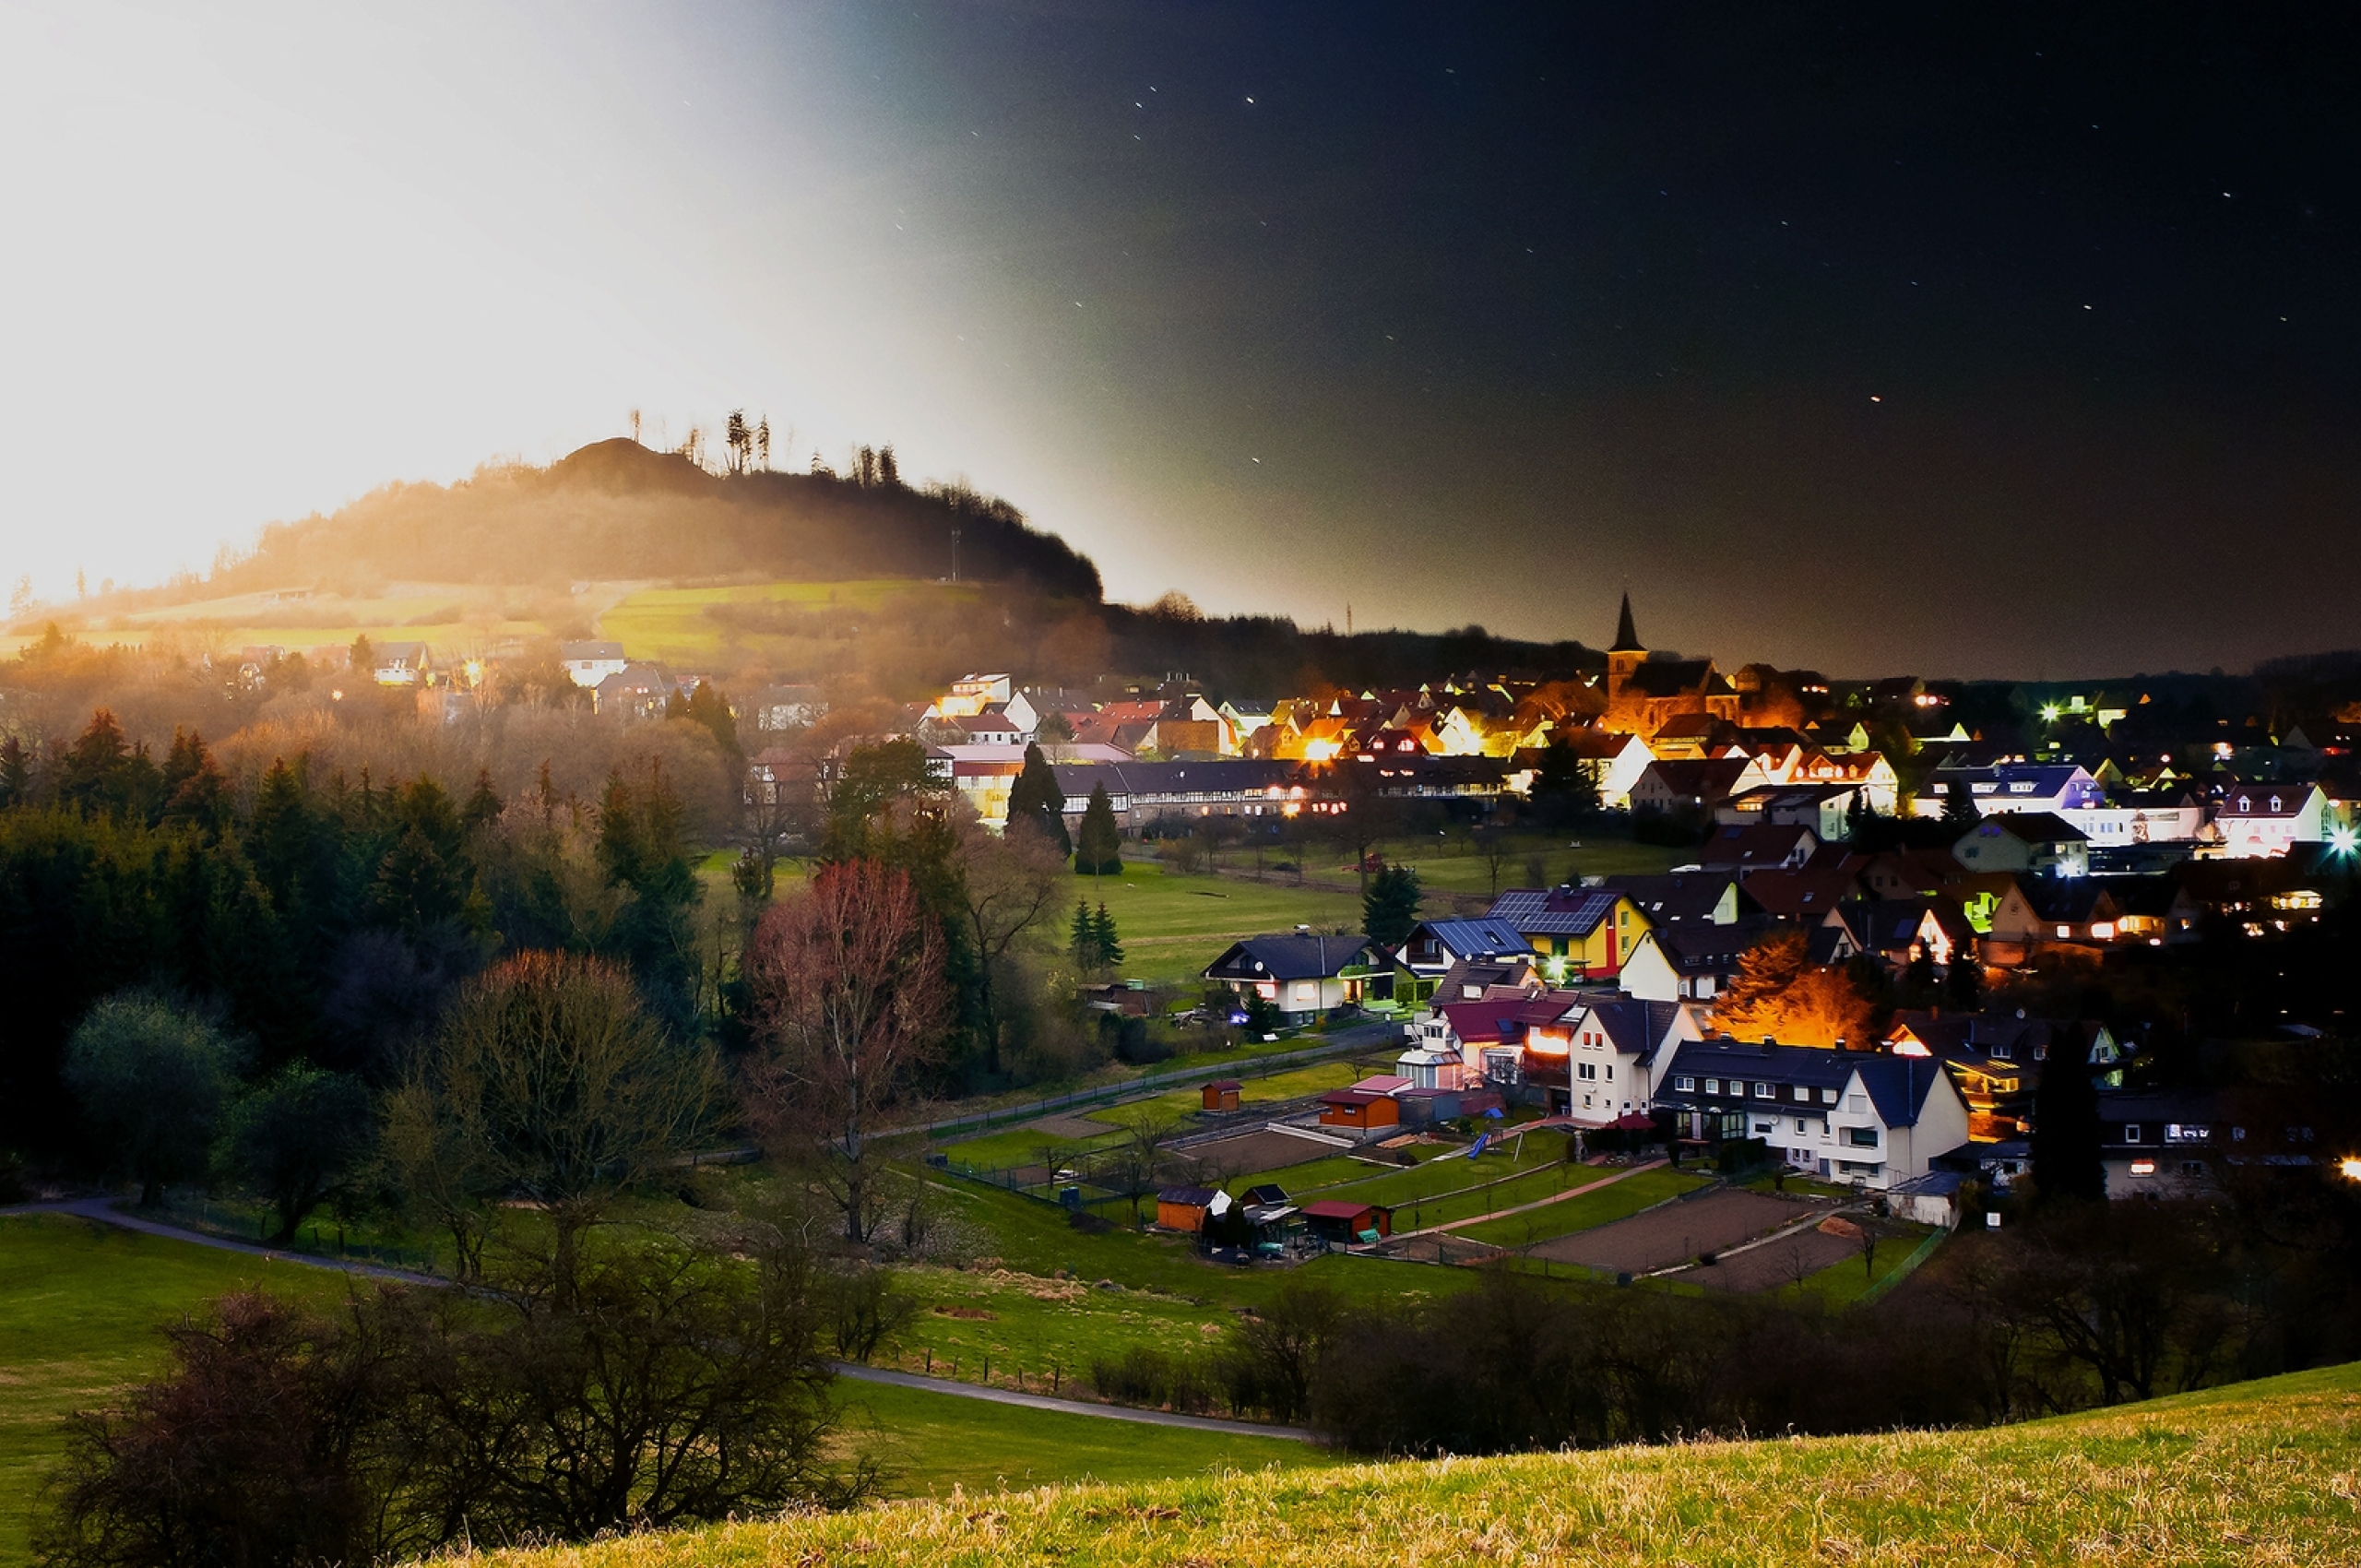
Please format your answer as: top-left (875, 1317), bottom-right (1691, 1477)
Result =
top-left (3, 4), bottom-right (2355, 676)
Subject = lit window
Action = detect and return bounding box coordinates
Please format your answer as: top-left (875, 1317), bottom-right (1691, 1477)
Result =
top-left (2129, 1159), bottom-right (2156, 1177)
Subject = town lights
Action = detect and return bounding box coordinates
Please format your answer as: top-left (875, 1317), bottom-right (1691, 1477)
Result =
top-left (2330, 826), bottom-right (2360, 858)
top-left (2341, 1157), bottom-right (2361, 1182)
top-left (2040, 704), bottom-right (2061, 723)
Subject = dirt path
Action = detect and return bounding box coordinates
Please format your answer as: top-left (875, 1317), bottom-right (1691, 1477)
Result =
top-left (829, 1361), bottom-right (1315, 1441)
top-left (1, 1198), bottom-right (443, 1285)
top-left (1387, 1158), bottom-right (1671, 1241)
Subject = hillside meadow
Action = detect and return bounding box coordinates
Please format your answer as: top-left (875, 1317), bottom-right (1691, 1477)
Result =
top-left (451, 1362), bottom-right (2361, 1568)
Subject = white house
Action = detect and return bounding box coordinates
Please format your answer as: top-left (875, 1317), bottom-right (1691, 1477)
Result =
top-left (1918, 763), bottom-right (2106, 818)
top-left (2213, 784), bottom-right (2327, 858)
top-left (562, 640), bottom-right (628, 689)
top-left (1543, 996), bottom-right (1703, 1126)
top-left (1655, 1039), bottom-right (1971, 1189)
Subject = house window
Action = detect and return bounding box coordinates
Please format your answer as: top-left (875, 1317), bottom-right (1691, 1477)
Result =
top-left (1845, 1126), bottom-right (1879, 1148)
top-left (1754, 1082), bottom-right (1772, 1098)
top-left (1704, 1078), bottom-right (1721, 1095)
top-left (2122, 1124), bottom-right (2142, 1143)
top-left (2165, 1124), bottom-right (2208, 1145)
top-left (1793, 1086), bottom-right (1812, 1103)
top-left (2129, 1158), bottom-right (2156, 1176)
top-left (1754, 1121), bottom-right (1774, 1135)
top-left (1845, 1094), bottom-right (1866, 1113)
top-left (1675, 1076), bottom-right (1695, 1092)
top-left (1821, 1087), bottom-right (1839, 1105)
top-left (1796, 1118), bottom-right (1810, 1134)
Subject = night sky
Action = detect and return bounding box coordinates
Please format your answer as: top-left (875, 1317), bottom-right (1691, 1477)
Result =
top-left (6, 3), bottom-right (2355, 680)
top-left (797, 3), bottom-right (2358, 678)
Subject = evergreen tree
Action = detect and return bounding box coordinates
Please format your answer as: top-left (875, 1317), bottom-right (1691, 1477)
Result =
top-left (1075, 782), bottom-right (1122, 876)
top-left (0, 734), bottom-right (30, 809)
top-left (669, 682), bottom-right (742, 762)
top-left (1940, 777), bottom-right (1980, 833)
top-left (1362, 861), bottom-right (1423, 947)
top-left (1004, 742), bottom-right (1070, 856)
top-left (462, 768), bottom-right (504, 833)
top-left (1070, 898), bottom-right (1096, 970)
top-left (597, 765), bottom-right (703, 1026)
top-left (348, 634), bottom-right (375, 682)
top-left (1092, 902), bottom-right (1124, 970)
top-left (1528, 741), bottom-right (1599, 828)
top-left (160, 730), bottom-right (231, 836)
top-left (2030, 1031), bottom-right (2106, 1206)
top-left (57, 709), bottom-right (132, 818)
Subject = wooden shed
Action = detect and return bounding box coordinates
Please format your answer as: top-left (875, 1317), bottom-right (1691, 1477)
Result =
top-left (1301, 1199), bottom-right (1393, 1243)
top-left (1318, 1088), bottom-right (1401, 1133)
top-left (1202, 1079), bottom-right (1242, 1113)
top-left (1155, 1185), bottom-right (1226, 1233)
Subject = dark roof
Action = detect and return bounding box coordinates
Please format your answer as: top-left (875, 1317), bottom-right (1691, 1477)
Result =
top-left (1301, 1199), bottom-right (1385, 1219)
top-left (1661, 1040), bottom-right (1954, 1128)
top-left (1650, 919), bottom-right (1777, 969)
top-left (1639, 757), bottom-right (1754, 804)
top-left (1695, 823), bottom-right (1819, 872)
top-left (1157, 1186), bottom-right (1218, 1206)
top-left (1319, 1089), bottom-right (1388, 1108)
top-left (1627, 659), bottom-right (1730, 699)
top-left (1204, 935), bottom-right (1374, 982)
top-left (1976, 811), bottom-right (2089, 845)
top-left (1051, 759), bottom-right (1300, 800)
top-left (1827, 898), bottom-right (1974, 956)
top-left (1408, 917), bottom-right (1536, 958)
top-left (1600, 873), bottom-right (1738, 924)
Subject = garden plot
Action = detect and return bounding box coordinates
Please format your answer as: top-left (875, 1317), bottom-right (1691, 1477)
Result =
top-left (1175, 1127), bottom-right (1356, 1181)
top-left (1690, 1224), bottom-right (1861, 1292)
top-left (1525, 1188), bottom-right (1826, 1276)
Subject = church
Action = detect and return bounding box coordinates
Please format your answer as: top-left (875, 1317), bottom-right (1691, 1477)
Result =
top-left (1601, 594), bottom-right (1741, 738)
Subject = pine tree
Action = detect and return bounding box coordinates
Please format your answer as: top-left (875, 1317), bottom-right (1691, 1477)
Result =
top-left (463, 767), bottom-right (504, 832)
top-left (1004, 742), bottom-right (1070, 856)
top-left (1075, 782), bottom-right (1122, 876)
top-left (0, 734), bottom-right (29, 808)
top-left (1092, 902), bottom-right (1124, 969)
top-left (349, 634), bottom-right (375, 683)
top-left (1070, 898), bottom-right (1096, 970)
top-left (1362, 861), bottom-right (1423, 947)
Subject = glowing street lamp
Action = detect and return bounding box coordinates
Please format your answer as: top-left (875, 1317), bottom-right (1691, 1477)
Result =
top-left (2341, 1157), bottom-right (2361, 1182)
top-left (2039, 703), bottom-right (2062, 724)
top-left (2330, 826), bottom-right (2360, 858)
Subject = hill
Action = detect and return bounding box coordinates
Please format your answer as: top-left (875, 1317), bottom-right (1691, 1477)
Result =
top-left (207, 440), bottom-right (1104, 602)
top-left (467, 1363), bottom-right (2359, 1567)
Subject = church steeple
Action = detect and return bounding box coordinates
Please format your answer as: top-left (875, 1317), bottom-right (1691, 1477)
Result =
top-left (1609, 590), bottom-right (1643, 654)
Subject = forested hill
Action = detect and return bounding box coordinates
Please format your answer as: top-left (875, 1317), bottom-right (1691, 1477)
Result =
top-left (212, 439), bottom-right (1104, 600)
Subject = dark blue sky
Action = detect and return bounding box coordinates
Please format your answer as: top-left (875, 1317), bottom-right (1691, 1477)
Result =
top-left (791, 2), bottom-right (2357, 675)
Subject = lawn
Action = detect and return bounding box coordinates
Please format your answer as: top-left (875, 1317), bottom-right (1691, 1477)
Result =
top-left (1455, 1166), bottom-right (1711, 1250)
top-left (835, 1380), bottom-right (1326, 1499)
top-left (1363, 830), bottom-right (1690, 904)
top-left (1057, 865), bottom-right (1365, 986)
top-left (874, 1266), bottom-right (1240, 1392)
top-left (469, 1361), bottom-right (2361, 1568)
top-left (0, 1215), bottom-right (360, 1563)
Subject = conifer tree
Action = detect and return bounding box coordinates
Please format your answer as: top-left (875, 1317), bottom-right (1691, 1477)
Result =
top-left (1004, 742), bottom-right (1070, 856)
top-left (1092, 902), bottom-right (1124, 970)
top-left (1075, 782), bottom-right (1122, 876)
top-left (1362, 861), bottom-right (1423, 947)
top-left (1070, 898), bottom-right (1096, 971)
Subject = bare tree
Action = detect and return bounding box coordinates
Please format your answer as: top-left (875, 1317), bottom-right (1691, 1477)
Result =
top-left (742, 860), bottom-right (950, 1241)
top-left (1473, 825), bottom-right (1515, 897)
top-left (953, 817), bottom-right (1067, 1075)
top-left (1100, 1105), bottom-right (1181, 1228)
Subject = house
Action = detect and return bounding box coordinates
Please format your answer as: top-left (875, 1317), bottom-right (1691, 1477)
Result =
top-left (1631, 757), bottom-right (1756, 819)
top-left (1317, 1089), bottom-right (1401, 1134)
top-left (1155, 1186), bottom-right (1228, 1232)
top-left (1600, 873), bottom-right (1741, 927)
top-left (1052, 759), bottom-right (1308, 831)
top-left (749, 684), bottom-right (828, 732)
top-left (2213, 783), bottom-right (2329, 858)
top-left (1483, 886), bottom-right (1648, 981)
top-left (1821, 898), bottom-right (1974, 972)
top-left (1541, 728), bottom-right (1658, 812)
top-left (1919, 763), bottom-right (2106, 819)
top-left (1858, 849), bottom-right (1969, 900)
top-left (1888, 1170), bottom-right (1975, 1229)
top-left (2097, 1088), bottom-right (2227, 1200)
top-left (1396, 917), bottom-right (1537, 978)
top-left (372, 641), bottom-right (432, 687)
top-left (1955, 812), bottom-right (2090, 877)
top-left (561, 640), bottom-right (628, 690)
top-left (1734, 856), bottom-right (1868, 921)
top-left (1715, 783), bottom-right (1869, 842)
top-left (935, 672), bottom-right (1012, 718)
top-left (1542, 996), bottom-right (1703, 1125)
top-left (1300, 1199), bottom-right (1393, 1243)
top-left (593, 662), bottom-right (676, 719)
top-left (1655, 1039), bottom-right (1972, 1188)
top-left (1882, 1009), bottom-right (2041, 1141)
top-left (1695, 823), bottom-right (1821, 875)
top-left (1203, 934), bottom-right (1379, 1021)
top-left (1201, 1080), bottom-right (1242, 1113)
top-left (1216, 699), bottom-right (1276, 755)
top-left (1619, 920), bottom-right (1778, 1004)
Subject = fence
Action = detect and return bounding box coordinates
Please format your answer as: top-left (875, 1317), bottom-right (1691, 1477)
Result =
top-left (1855, 1225), bottom-right (1947, 1308)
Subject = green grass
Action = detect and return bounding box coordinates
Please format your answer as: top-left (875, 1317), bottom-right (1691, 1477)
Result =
top-left (1788, 1223), bottom-right (1940, 1310)
top-left (835, 1380), bottom-right (1325, 1498)
top-left (1062, 865), bottom-right (1366, 985)
top-left (471, 1361), bottom-right (2361, 1567)
top-left (1455, 1167), bottom-right (1712, 1249)
top-left (0, 1215), bottom-right (359, 1563)
top-left (1366, 832), bottom-right (1689, 903)
top-left (598, 579), bottom-right (976, 664)
top-left (876, 1267), bottom-right (1237, 1390)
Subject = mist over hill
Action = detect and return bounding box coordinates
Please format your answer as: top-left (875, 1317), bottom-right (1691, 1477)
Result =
top-left (209, 439), bottom-right (1104, 601)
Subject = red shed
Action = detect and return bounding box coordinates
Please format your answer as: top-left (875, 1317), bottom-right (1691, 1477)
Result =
top-left (1318, 1089), bottom-right (1401, 1133)
top-left (1202, 1079), bottom-right (1242, 1113)
top-left (1301, 1199), bottom-right (1393, 1243)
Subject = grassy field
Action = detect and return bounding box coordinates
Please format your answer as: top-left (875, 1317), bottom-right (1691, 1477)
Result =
top-left (597, 579), bottom-right (975, 665)
top-left (837, 1380), bottom-right (1323, 1499)
top-left (877, 1267), bottom-right (1237, 1390)
top-left (0, 1215), bottom-right (359, 1563)
top-left (1061, 865), bottom-right (1367, 985)
top-left (458, 1360), bottom-right (2361, 1568)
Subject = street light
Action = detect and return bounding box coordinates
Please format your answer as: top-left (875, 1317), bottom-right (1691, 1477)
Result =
top-left (2340, 1157), bottom-right (2361, 1182)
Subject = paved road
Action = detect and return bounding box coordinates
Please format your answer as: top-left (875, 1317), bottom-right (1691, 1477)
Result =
top-left (829, 1360), bottom-right (1315, 1442)
top-left (2, 1198), bottom-right (443, 1285)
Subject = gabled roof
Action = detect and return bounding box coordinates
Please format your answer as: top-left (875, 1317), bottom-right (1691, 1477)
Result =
top-left (1973, 811), bottom-right (2089, 845)
top-left (1486, 886), bottom-right (1624, 936)
top-left (1600, 873), bottom-right (1738, 925)
top-left (1734, 862), bottom-right (1866, 918)
top-left (1204, 934), bottom-right (1374, 982)
top-left (1410, 917), bottom-right (1536, 959)
top-left (1827, 898), bottom-right (1972, 956)
top-left (1627, 659), bottom-right (1731, 699)
top-left (1695, 823), bottom-right (1819, 872)
top-left (1663, 1039), bottom-right (1952, 1128)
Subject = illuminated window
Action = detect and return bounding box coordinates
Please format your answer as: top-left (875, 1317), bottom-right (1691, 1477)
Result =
top-left (2129, 1159), bottom-right (2156, 1177)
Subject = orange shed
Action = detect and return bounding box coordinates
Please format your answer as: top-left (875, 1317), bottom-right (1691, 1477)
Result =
top-left (1317, 1089), bottom-right (1401, 1133)
top-left (1202, 1079), bottom-right (1242, 1112)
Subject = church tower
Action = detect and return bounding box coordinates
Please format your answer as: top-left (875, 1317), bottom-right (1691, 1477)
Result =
top-left (1606, 590), bottom-right (1646, 701)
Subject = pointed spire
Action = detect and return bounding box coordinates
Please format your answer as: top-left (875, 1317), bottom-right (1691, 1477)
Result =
top-left (1610, 590), bottom-right (1643, 653)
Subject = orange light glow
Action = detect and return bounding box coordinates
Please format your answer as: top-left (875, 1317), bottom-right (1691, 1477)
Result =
top-left (1526, 1030), bottom-right (1570, 1056)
